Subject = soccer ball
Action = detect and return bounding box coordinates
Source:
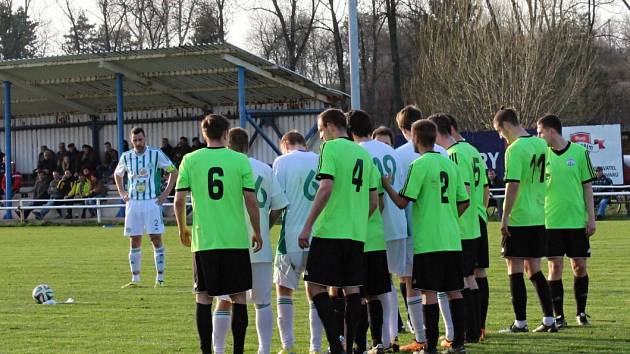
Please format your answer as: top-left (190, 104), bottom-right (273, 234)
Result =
top-left (32, 284), bottom-right (54, 304)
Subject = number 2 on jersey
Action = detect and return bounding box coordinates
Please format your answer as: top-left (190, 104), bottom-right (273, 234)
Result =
top-left (440, 171), bottom-right (449, 203)
top-left (208, 167), bottom-right (224, 200)
top-left (352, 159), bottom-right (364, 192)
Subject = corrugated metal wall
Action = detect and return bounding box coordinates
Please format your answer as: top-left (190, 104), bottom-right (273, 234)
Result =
top-left (1, 101), bottom-right (324, 173)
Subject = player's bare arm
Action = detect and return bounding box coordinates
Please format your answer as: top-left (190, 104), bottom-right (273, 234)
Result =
top-left (381, 174), bottom-right (409, 209)
top-left (298, 179), bottom-right (333, 249)
top-left (244, 190), bottom-right (263, 252)
top-left (114, 174), bottom-right (129, 202)
top-left (483, 185), bottom-right (490, 208)
top-left (157, 169), bottom-right (178, 205)
top-left (173, 190), bottom-right (191, 247)
top-left (583, 182), bottom-right (596, 237)
top-left (501, 181), bottom-right (520, 237)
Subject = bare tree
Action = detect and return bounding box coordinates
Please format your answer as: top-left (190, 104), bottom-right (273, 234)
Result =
top-left (384, 0), bottom-right (403, 112)
top-left (321, 0), bottom-right (347, 95)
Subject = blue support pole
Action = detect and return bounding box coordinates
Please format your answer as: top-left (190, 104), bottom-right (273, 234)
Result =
top-left (237, 66), bottom-right (247, 128)
top-left (3, 81), bottom-right (12, 219)
top-left (115, 73), bottom-right (125, 157)
top-left (246, 115), bottom-right (282, 156)
top-left (304, 122), bottom-right (318, 142)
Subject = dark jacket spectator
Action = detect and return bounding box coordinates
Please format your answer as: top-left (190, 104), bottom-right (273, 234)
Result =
top-left (161, 138), bottom-right (175, 161)
top-left (57, 170), bottom-right (75, 197)
top-left (60, 155), bottom-right (74, 175)
top-left (48, 171), bottom-right (64, 199)
top-left (173, 137), bottom-right (192, 167)
top-left (81, 145), bottom-right (100, 171)
top-left (21, 171), bottom-right (50, 219)
top-left (56, 142), bottom-right (69, 164)
top-left (593, 166), bottom-right (613, 219)
top-left (67, 144), bottom-right (82, 173)
top-left (192, 137), bottom-right (204, 150)
top-left (98, 142), bottom-right (118, 178)
top-left (37, 150), bottom-right (57, 177)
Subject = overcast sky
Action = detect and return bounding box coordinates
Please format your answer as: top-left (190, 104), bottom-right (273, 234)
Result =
top-left (18, 0), bottom-right (629, 56)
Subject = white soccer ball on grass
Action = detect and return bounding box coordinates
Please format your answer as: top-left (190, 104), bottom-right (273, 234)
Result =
top-left (32, 284), bottom-right (54, 304)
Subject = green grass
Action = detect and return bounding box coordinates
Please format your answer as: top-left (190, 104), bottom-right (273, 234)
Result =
top-left (1, 221), bottom-right (629, 353)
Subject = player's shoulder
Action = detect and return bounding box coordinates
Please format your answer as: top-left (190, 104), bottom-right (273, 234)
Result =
top-left (249, 157), bottom-right (272, 173)
top-left (568, 141), bottom-right (588, 154)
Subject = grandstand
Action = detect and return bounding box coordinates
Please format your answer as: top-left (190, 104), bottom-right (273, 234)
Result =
top-left (0, 43), bottom-right (347, 221)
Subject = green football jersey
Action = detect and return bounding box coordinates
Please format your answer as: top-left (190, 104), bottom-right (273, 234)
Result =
top-left (447, 142), bottom-right (481, 240)
top-left (364, 163), bottom-right (386, 252)
top-left (545, 142), bottom-right (596, 229)
top-left (461, 141), bottom-right (489, 222)
top-left (313, 138), bottom-right (378, 243)
top-left (175, 147), bottom-right (255, 252)
top-left (400, 152), bottom-right (469, 254)
top-left (504, 136), bottom-right (548, 226)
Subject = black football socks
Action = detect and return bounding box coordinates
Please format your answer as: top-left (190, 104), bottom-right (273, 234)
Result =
top-left (344, 293), bottom-right (362, 353)
top-left (574, 275), bottom-right (589, 315)
top-left (231, 303), bottom-right (248, 354)
top-left (548, 279), bottom-right (564, 318)
top-left (313, 292), bottom-right (343, 354)
top-left (476, 276), bottom-right (489, 329)
top-left (195, 303), bottom-right (212, 354)
top-left (368, 299), bottom-right (384, 347)
top-left (449, 298), bottom-right (466, 348)
top-left (530, 271), bottom-right (554, 318)
top-left (424, 303), bottom-right (440, 352)
top-left (510, 273), bottom-right (527, 321)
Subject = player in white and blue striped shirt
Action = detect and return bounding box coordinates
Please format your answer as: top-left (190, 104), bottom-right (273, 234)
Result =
top-left (114, 127), bottom-right (178, 288)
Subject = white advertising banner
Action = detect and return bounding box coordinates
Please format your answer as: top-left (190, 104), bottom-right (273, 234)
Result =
top-left (563, 124), bottom-right (624, 184)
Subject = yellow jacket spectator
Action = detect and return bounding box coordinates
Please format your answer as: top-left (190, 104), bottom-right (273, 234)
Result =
top-left (66, 175), bottom-right (92, 198)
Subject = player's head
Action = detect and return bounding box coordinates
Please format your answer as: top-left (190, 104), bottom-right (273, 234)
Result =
top-left (346, 109), bottom-right (373, 140)
top-left (317, 108), bottom-right (348, 141)
top-left (201, 114), bottom-right (230, 145)
top-left (130, 127), bottom-right (146, 152)
top-left (411, 119), bottom-right (437, 150)
top-left (446, 114), bottom-right (464, 141)
top-left (372, 126), bottom-right (395, 147)
top-left (396, 105), bottom-right (423, 141)
top-left (493, 107), bottom-right (520, 140)
top-left (536, 114), bottom-right (562, 146)
top-left (427, 113), bottom-right (452, 137)
top-left (228, 127), bottom-right (249, 154)
top-left (280, 131), bottom-right (307, 154)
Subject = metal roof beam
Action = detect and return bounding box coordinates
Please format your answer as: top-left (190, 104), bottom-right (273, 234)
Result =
top-left (222, 54), bottom-right (332, 104)
top-left (0, 71), bottom-right (99, 116)
top-left (98, 61), bottom-right (211, 110)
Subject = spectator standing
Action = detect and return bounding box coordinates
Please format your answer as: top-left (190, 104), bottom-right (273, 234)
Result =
top-left (191, 137), bottom-right (204, 150)
top-left (81, 145), bottom-right (100, 171)
top-left (488, 168), bottom-right (505, 219)
top-left (98, 142), bottom-right (119, 179)
top-left (67, 143), bottom-right (82, 173)
top-left (33, 170), bottom-right (65, 220)
top-left (64, 172), bottom-right (91, 219)
top-left (160, 138), bottom-right (175, 161)
top-left (592, 166), bottom-right (613, 220)
top-left (37, 150), bottom-right (57, 177)
top-left (173, 136), bottom-right (192, 167)
top-left (56, 143), bottom-right (69, 165)
top-left (20, 170), bottom-right (50, 220)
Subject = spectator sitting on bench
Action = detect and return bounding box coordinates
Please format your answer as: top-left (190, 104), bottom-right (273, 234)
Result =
top-left (19, 170), bottom-right (50, 220)
top-left (85, 174), bottom-right (106, 218)
top-left (33, 170), bottom-right (66, 220)
top-left (1, 160), bottom-right (21, 198)
top-left (593, 166), bottom-right (613, 220)
top-left (64, 171), bottom-right (91, 219)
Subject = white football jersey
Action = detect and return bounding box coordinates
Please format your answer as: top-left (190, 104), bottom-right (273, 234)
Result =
top-left (247, 158), bottom-right (289, 264)
top-left (114, 146), bottom-right (175, 200)
top-left (360, 140), bottom-right (407, 241)
top-left (272, 150), bottom-right (320, 254)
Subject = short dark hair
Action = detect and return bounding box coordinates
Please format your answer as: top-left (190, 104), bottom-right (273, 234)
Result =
top-left (537, 114), bottom-right (562, 134)
top-left (493, 107), bottom-right (520, 128)
top-left (346, 109), bottom-right (373, 138)
top-left (595, 166), bottom-right (603, 172)
top-left (319, 108), bottom-right (347, 129)
top-left (396, 105), bottom-right (423, 131)
top-left (412, 119), bottom-right (437, 148)
top-left (202, 114), bottom-right (230, 140)
top-left (228, 127), bottom-right (249, 154)
top-left (372, 126), bottom-right (395, 145)
top-left (130, 127), bottom-right (145, 136)
top-left (104, 142), bottom-right (111, 146)
top-left (427, 113), bottom-right (452, 135)
top-left (447, 114), bottom-right (459, 131)
top-left (281, 131), bottom-right (306, 147)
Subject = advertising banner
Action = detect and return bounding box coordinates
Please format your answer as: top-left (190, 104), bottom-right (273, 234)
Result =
top-left (563, 124), bottom-right (624, 184)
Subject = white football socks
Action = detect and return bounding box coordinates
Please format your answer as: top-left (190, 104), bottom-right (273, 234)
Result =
top-left (277, 296), bottom-right (294, 349)
top-left (212, 309), bottom-right (231, 354)
top-left (309, 301), bottom-right (324, 352)
top-left (153, 246), bottom-right (165, 282)
top-left (388, 287), bottom-right (399, 341)
top-left (406, 296), bottom-right (426, 343)
top-left (438, 292), bottom-right (454, 341)
top-left (378, 293), bottom-right (392, 347)
top-left (129, 247), bottom-right (141, 282)
top-left (255, 303), bottom-right (273, 354)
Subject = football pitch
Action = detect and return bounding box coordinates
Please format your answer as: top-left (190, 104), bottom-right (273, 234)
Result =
top-left (1, 221), bottom-right (630, 353)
